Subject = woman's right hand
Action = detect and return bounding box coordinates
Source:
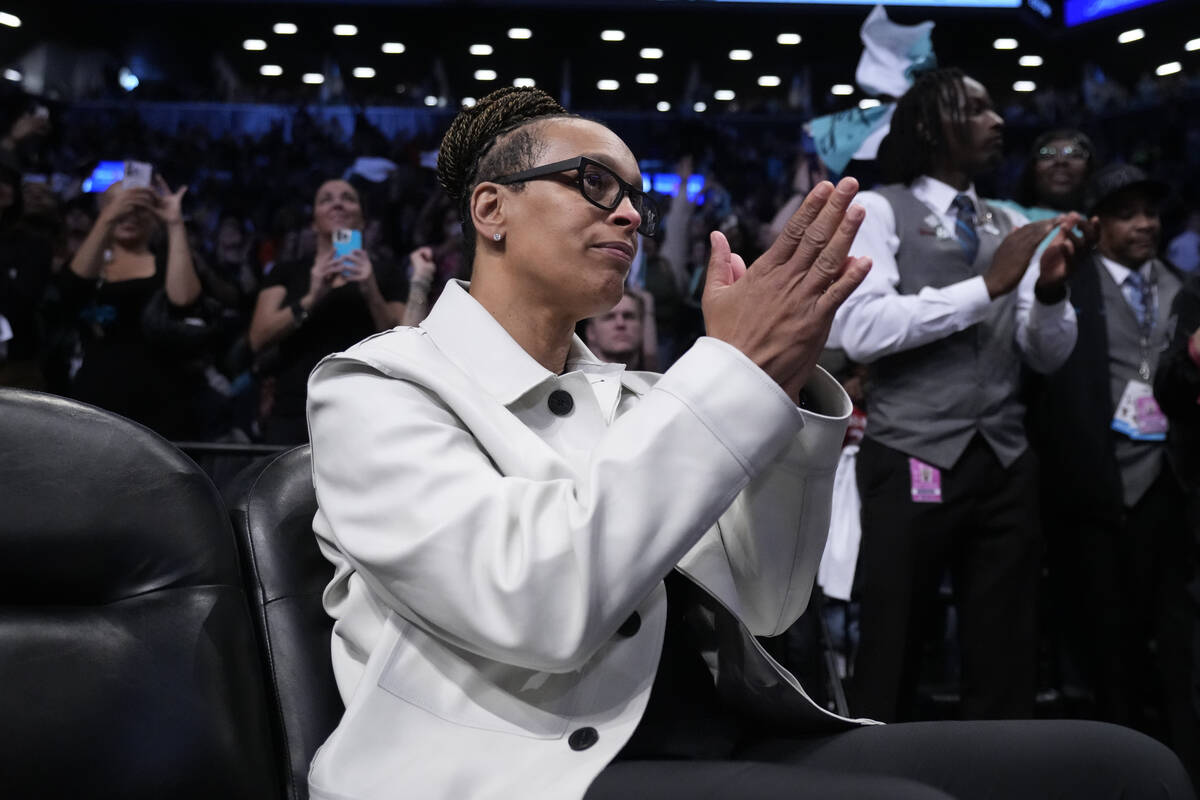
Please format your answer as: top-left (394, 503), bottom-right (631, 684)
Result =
top-left (304, 250), bottom-right (344, 307)
top-left (98, 184), bottom-right (157, 229)
top-left (409, 246), bottom-right (437, 285)
top-left (701, 177), bottom-right (871, 402)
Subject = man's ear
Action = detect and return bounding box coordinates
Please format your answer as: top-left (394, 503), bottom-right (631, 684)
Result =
top-left (470, 181), bottom-right (504, 242)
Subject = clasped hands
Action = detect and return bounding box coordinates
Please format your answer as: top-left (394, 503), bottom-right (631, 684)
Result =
top-left (702, 177), bottom-right (872, 403)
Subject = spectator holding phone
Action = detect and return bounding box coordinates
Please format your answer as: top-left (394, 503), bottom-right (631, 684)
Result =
top-left (248, 178), bottom-right (411, 444)
top-left (59, 174), bottom-right (209, 438)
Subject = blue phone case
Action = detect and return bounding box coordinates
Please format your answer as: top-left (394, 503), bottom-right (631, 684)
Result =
top-left (333, 229), bottom-right (362, 259)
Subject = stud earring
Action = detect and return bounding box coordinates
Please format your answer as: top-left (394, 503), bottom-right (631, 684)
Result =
top-left (493, 232), bottom-right (503, 241)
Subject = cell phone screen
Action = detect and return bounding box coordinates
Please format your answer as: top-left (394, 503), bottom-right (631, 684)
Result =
top-left (333, 229), bottom-right (362, 259)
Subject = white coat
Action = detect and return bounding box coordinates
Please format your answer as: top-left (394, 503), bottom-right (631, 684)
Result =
top-left (306, 281), bottom-right (872, 800)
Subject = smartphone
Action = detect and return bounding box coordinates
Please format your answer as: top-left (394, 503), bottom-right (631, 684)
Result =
top-left (333, 228), bottom-right (362, 275)
top-left (122, 160), bottom-right (153, 189)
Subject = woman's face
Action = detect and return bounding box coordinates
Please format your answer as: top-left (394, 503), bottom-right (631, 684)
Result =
top-left (312, 179), bottom-right (364, 238)
top-left (1034, 137), bottom-right (1089, 207)
top-left (103, 181), bottom-right (157, 247)
top-left (492, 118), bottom-right (643, 321)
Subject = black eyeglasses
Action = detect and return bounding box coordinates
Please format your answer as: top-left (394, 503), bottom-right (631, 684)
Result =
top-left (1037, 144), bottom-right (1089, 162)
top-left (492, 156), bottom-right (660, 236)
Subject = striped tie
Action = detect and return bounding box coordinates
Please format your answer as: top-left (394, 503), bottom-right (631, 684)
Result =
top-left (951, 194), bottom-right (979, 264)
top-left (1123, 270), bottom-right (1154, 335)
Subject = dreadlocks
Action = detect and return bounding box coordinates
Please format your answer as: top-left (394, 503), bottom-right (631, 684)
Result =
top-left (878, 68), bottom-right (970, 186)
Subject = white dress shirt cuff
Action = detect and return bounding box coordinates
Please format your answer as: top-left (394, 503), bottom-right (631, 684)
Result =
top-left (941, 276), bottom-right (993, 323)
top-left (654, 336), bottom-right (805, 477)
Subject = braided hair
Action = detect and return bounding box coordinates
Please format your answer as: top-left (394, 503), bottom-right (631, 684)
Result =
top-left (437, 87), bottom-right (577, 266)
top-left (877, 67), bottom-right (969, 186)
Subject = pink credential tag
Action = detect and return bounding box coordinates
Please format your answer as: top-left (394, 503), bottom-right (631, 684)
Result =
top-left (909, 458), bottom-right (942, 503)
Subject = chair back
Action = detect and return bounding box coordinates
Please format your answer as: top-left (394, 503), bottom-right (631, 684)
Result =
top-left (0, 389), bottom-right (281, 798)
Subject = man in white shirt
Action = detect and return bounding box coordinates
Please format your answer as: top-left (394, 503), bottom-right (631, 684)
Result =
top-left (834, 68), bottom-right (1085, 723)
top-left (1031, 163), bottom-right (1194, 771)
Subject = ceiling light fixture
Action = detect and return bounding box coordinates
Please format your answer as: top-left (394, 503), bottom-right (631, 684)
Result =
top-left (273, 23), bottom-right (297, 35)
top-left (600, 30), bottom-right (625, 42)
top-left (1187, 38), bottom-right (1200, 52)
top-left (657, 101), bottom-right (671, 112)
top-left (424, 96), bottom-right (439, 107)
top-left (1019, 55), bottom-right (1043, 67)
top-left (693, 101), bottom-right (707, 112)
top-left (714, 89), bottom-right (735, 101)
top-left (513, 77), bottom-right (535, 87)
top-left (4, 68), bottom-right (20, 81)
top-left (382, 42), bottom-right (405, 54)
top-left (0, 12), bottom-right (21, 28)
top-left (993, 38), bottom-right (1018, 50)
top-left (758, 75), bottom-right (781, 87)
top-left (831, 84), bottom-right (854, 96)
top-left (597, 79), bottom-right (619, 90)
top-left (777, 33), bottom-right (801, 45)
top-left (859, 98), bottom-right (882, 109)
top-left (640, 47), bottom-right (663, 59)
top-left (302, 73), bottom-right (324, 84)
top-left (474, 69), bottom-right (497, 81)
top-left (636, 73), bottom-right (658, 84)
top-left (508, 28), bottom-right (532, 39)
top-left (729, 49), bottom-right (752, 61)
top-left (243, 39), bottom-right (267, 51)
top-left (352, 67), bottom-right (375, 79)
top-left (469, 44), bottom-right (493, 56)
top-left (1156, 61), bottom-right (1182, 76)
top-left (1013, 80), bottom-right (1037, 92)
top-left (260, 65), bottom-right (283, 77)
top-left (333, 24), bottom-right (358, 37)
top-left (1117, 28), bottom-right (1144, 44)
top-left (462, 97), bottom-right (477, 107)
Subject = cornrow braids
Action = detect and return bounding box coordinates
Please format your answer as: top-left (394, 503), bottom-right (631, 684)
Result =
top-left (879, 67), bottom-right (968, 185)
top-left (436, 87), bottom-right (577, 267)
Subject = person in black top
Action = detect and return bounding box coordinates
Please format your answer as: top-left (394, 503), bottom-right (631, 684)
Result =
top-left (59, 175), bottom-right (209, 440)
top-left (248, 178), bottom-right (411, 444)
top-left (0, 158), bottom-right (53, 389)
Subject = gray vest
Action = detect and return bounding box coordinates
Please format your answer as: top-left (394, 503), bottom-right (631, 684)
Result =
top-left (866, 185), bottom-right (1023, 469)
top-left (1099, 259), bottom-right (1181, 506)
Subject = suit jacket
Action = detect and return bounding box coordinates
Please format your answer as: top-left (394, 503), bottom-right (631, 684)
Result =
top-left (1031, 253), bottom-right (1179, 521)
top-left (305, 281), bottom-right (870, 800)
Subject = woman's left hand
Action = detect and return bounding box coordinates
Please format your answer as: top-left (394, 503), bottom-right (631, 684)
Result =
top-left (153, 175), bottom-right (188, 225)
top-left (341, 249), bottom-right (379, 294)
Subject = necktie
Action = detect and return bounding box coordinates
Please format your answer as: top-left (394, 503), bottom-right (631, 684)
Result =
top-left (1123, 270), bottom-right (1154, 335)
top-left (951, 194), bottom-right (979, 264)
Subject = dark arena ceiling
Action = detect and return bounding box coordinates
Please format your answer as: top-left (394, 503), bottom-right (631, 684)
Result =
top-left (0, 0), bottom-right (1196, 116)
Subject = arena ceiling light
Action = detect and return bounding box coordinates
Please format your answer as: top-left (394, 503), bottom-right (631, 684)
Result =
top-left (597, 79), bottom-right (620, 91)
top-left (859, 98), bottom-right (881, 109)
top-left (640, 48), bottom-right (664, 59)
top-left (1117, 28), bottom-right (1144, 44)
top-left (657, 101), bottom-right (671, 112)
top-left (1156, 61), bottom-right (1182, 76)
top-left (729, 49), bottom-right (752, 61)
top-left (600, 30), bottom-right (625, 42)
top-left (382, 42), bottom-right (405, 54)
top-left (243, 39), bottom-right (267, 51)
top-left (693, 101), bottom-right (707, 112)
top-left (273, 23), bottom-right (297, 35)
top-left (993, 38), bottom-right (1018, 50)
top-left (333, 24), bottom-right (358, 37)
top-left (831, 84), bottom-right (854, 95)
top-left (508, 28), bottom-right (532, 40)
top-left (1019, 55), bottom-right (1043, 67)
top-left (636, 73), bottom-right (658, 84)
top-left (758, 75), bottom-right (781, 87)
top-left (260, 65), bottom-right (283, 77)
top-left (1013, 80), bottom-right (1036, 92)
top-left (462, 97), bottom-right (477, 107)
top-left (469, 44), bottom-right (493, 56)
top-left (302, 73), bottom-right (324, 84)
top-left (0, 12), bottom-right (20, 28)
top-left (4, 68), bottom-right (20, 81)
top-left (714, 89), bottom-right (736, 101)
top-left (777, 33), bottom-right (801, 45)
top-left (474, 69), bottom-right (497, 81)
top-left (1186, 38), bottom-right (1200, 51)
top-left (352, 67), bottom-right (375, 79)
top-left (513, 77), bottom-right (535, 87)
top-left (424, 95), bottom-right (439, 106)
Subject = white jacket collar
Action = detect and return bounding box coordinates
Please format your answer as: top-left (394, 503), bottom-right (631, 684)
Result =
top-left (419, 280), bottom-right (643, 406)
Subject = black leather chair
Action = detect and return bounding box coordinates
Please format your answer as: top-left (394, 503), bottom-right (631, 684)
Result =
top-left (226, 446), bottom-right (343, 800)
top-left (0, 389), bottom-right (281, 799)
